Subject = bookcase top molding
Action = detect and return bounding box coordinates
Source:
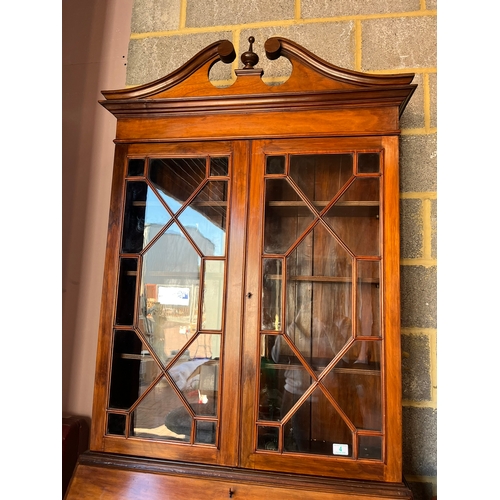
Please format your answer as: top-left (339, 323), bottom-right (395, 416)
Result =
top-left (100, 36), bottom-right (416, 118)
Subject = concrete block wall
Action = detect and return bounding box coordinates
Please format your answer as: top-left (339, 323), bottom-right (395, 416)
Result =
top-left (124, 2), bottom-right (437, 498)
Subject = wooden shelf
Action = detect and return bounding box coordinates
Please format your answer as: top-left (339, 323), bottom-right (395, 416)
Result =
top-left (266, 200), bottom-right (379, 218)
top-left (266, 274), bottom-right (379, 285)
top-left (262, 361), bottom-right (380, 376)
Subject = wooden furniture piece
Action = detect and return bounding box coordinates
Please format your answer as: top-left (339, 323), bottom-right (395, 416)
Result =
top-left (66, 37), bottom-right (416, 499)
top-left (62, 416), bottom-right (89, 497)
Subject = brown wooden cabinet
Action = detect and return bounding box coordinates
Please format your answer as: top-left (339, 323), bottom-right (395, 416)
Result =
top-left (66, 37), bottom-right (416, 499)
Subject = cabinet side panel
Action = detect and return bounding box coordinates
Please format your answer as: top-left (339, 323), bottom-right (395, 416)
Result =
top-left (91, 144), bottom-right (129, 450)
top-left (381, 136), bottom-right (403, 482)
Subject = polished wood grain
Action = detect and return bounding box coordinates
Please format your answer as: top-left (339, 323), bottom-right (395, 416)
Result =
top-left (66, 452), bottom-right (413, 500)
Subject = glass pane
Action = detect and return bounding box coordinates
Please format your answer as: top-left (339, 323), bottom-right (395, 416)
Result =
top-left (109, 330), bottom-right (144, 409)
top-left (122, 182), bottom-right (147, 253)
top-left (168, 344), bottom-right (219, 417)
top-left (107, 414), bottom-right (126, 436)
top-left (115, 258), bottom-right (137, 325)
top-left (260, 335), bottom-right (286, 421)
top-left (290, 154), bottom-right (353, 211)
top-left (128, 158), bottom-right (145, 176)
top-left (286, 224), bottom-right (353, 368)
top-left (179, 181), bottom-right (228, 257)
top-left (195, 420), bottom-right (217, 444)
top-left (262, 334), bottom-right (313, 422)
top-left (122, 182), bottom-right (172, 252)
top-left (210, 156), bottom-right (228, 176)
top-left (139, 223), bottom-right (201, 366)
top-left (202, 261), bottom-right (224, 330)
top-left (322, 341), bottom-right (382, 431)
top-left (266, 156), bottom-right (285, 175)
top-left (132, 377), bottom-right (191, 442)
top-left (264, 178), bottom-right (315, 254)
top-left (149, 157), bottom-right (206, 214)
top-left (257, 426), bottom-right (279, 450)
top-left (324, 178), bottom-right (380, 256)
top-left (261, 258), bottom-right (282, 331)
top-left (357, 260), bottom-right (381, 337)
top-left (358, 153), bottom-right (380, 174)
top-left (358, 435), bottom-right (382, 460)
top-left (283, 387), bottom-right (353, 456)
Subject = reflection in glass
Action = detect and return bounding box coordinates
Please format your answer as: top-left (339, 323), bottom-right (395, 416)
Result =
top-left (257, 426), bottom-right (279, 450)
top-left (322, 341), bottom-right (382, 431)
top-left (140, 223), bottom-right (200, 366)
top-left (128, 158), bottom-right (145, 176)
top-left (324, 177), bottom-right (380, 256)
top-left (210, 156), bottom-right (229, 176)
top-left (260, 334), bottom-right (312, 422)
top-left (115, 259), bottom-right (137, 325)
top-left (149, 158), bottom-right (206, 214)
top-left (122, 182), bottom-right (148, 253)
top-left (358, 435), bottom-right (382, 460)
top-left (168, 340), bottom-right (219, 417)
top-left (357, 260), bottom-right (381, 338)
top-left (122, 182), bottom-right (173, 252)
top-left (266, 156), bottom-right (285, 175)
top-left (203, 261), bottom-right (224, 330)
top-left (290, 154), bottom-right (353, 211)
top-left (107, 414), bottom-right (126, 436)
top-left (286, 224), bottom-right (353, 366)
top-left (283, 387), bottom-right (353, 455)
top-left (264, 178), bottom-right (315, 254)
top-left (179, 181), bottom-right (227, 257)
top-left (261, 259), bottom-right (282, 331)
top-left (195, 420), bottom-right (217, 445)
top-left (358, 153), bottom-right (380, 174)
top-left (109, 330), bottom-right (144, 409)
top-left (132, 379), bottom-right (190, 442)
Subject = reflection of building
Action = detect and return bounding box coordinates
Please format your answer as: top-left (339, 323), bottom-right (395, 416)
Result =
top-left (141, 223), bottom-right (222, 359)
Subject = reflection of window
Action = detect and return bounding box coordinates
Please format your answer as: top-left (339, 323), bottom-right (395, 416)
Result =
top-left (158, 286), bottom-right (190, 306)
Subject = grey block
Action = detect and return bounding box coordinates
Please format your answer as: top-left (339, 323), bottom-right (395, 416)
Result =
top-left (430, 198), bottom-right (437, 259)
top-left (400, 198), bottom-right (423, 259)
top-left (400, 265), bottom-right (437, 329)
top-left (239, 23), bottom-right (355, 80)
top-left (400, 134), bottom-right (437, 193)
top-left (131, 0), bottom-right (182, 33)
top-left (361, 16), bottom-right (437, 70)
top-left (403, 406), bottom-right (437, 476)
top-left (301, 0), bottom-right (421, 18)
top-left (400, 73), bottom-right (424, 130)
top-left (401, 333), bottom-right (432, 401)
top-left (186, 0), bottom-right (294, 28)
top-left (126, 32), bottom-right (234, 86)
top-left (429, 72), bottom-right (437, 129)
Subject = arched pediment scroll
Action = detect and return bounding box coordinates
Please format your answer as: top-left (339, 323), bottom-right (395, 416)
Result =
top-left (264, 37), bottom-right (415, 88)
top-left (101, 40), bottom-right (236, 100)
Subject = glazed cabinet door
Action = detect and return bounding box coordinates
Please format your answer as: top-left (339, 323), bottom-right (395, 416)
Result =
top-left (240, 137), bottom-right (402, 482)
top-left (92, 141), bottom-right (249, 467)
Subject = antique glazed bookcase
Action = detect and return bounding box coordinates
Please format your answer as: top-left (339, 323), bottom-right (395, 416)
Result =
top-left (66, 37), bottom-right (416, 499)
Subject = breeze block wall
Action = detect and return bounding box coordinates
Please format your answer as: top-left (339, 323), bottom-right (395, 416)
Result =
top-left (124, 2), bottom-right (437, 498)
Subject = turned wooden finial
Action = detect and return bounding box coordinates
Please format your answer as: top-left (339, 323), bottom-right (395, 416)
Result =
top-left (241, 36), bottom-right (259, 69)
